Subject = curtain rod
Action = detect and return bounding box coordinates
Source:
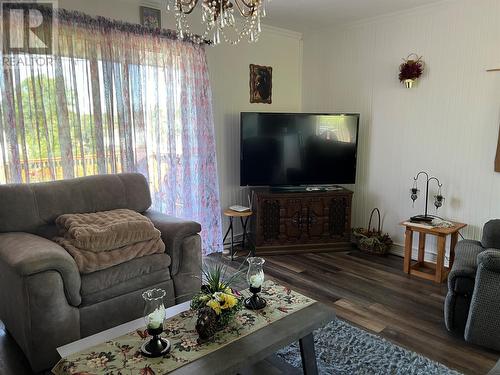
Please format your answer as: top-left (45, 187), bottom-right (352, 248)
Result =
top-left (2, 3), bottom-right (211, 46)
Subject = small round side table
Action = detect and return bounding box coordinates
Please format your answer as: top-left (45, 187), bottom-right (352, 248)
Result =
top-left (223, 209), bottom-right (254, 261)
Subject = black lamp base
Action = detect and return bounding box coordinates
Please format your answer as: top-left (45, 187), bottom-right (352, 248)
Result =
top-left (141, 337), bottom-right (170, 358)
top-left (410, 215), bottom-right (434, 223)
top-left (244, 293), bottom-right (267, 310)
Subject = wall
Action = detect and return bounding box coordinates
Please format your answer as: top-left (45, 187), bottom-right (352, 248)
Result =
top-left (207, 29), bottom-right (303, 214)
top-left (302, 0), bottom-right (500, 258)
top-left (58, 0), bottom-right (303, 235)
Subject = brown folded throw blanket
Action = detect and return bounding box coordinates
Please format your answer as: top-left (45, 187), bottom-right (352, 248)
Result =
top-left (56, 209), bottom-right (160, 252)
top-left (54, 209), bottom-right (166, 274)
top-left (53, 236), bottom-right (165, 274)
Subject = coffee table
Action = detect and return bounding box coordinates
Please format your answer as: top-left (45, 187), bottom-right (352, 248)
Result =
top-left (56, 290), bottom-right (335, 374)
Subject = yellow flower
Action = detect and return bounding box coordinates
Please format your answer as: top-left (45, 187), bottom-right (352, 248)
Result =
top-left (206, 299), bottom-right (222, 315)
top-left (218, 292), bottom-right (238, 310)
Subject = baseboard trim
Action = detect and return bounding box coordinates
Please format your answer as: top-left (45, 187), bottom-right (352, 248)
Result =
top-left (389, 243), bottom-right (450, 267)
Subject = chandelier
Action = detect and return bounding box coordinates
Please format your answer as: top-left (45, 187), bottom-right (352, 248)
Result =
top-left (166, 0), bottom-right (271, 45)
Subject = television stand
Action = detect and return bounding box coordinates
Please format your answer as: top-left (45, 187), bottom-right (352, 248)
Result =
top-left (251, 187), bottom-right (353, 255)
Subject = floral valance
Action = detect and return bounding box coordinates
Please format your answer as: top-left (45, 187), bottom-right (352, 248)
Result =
top-left (1, 3), bottom-right (206, 44)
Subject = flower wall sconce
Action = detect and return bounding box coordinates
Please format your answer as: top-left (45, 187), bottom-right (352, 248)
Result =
top-left (399, 54), bottom-right (425, 88)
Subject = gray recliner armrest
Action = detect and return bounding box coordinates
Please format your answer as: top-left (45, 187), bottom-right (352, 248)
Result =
top-left (448, 240), bottom-right (484, 293)
top-left (0, 232), bottom-right (81, 306)
top-left (477, 249), bottom-right (500, 272)
top-left (144, 210), bottom-right (201, 276)
top-left (464, 249), bottom-right (500, 351)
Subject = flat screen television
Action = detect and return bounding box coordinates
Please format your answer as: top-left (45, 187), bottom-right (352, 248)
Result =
top-left (240, 112), bottom-right (359, 187)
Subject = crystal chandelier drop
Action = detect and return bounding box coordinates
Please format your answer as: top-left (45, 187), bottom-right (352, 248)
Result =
top-left (166, 0), bottom-right (271, 45)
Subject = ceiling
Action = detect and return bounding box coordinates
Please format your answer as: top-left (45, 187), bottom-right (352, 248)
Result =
top-left (264, 0), bottom-right (445, 32)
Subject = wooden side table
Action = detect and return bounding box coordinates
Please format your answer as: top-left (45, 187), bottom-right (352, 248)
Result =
top-left (223, 209), bottom-right (254, 260)
top-left (400, 221), bottom-right (467, 283)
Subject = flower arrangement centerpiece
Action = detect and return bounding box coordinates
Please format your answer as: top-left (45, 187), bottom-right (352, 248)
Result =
top-left (399, 54), bottom-right (425, 88)
top-left (191, 263), bottom-right (243, 342)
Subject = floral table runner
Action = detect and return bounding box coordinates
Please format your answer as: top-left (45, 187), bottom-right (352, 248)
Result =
top-left (52, 281), bottom-right (315, 374)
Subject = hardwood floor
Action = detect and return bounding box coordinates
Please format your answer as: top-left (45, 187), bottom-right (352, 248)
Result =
top-left (223, 249), bottom-right (499, 375)
top-left (1, 248), bottom-right (498, 374)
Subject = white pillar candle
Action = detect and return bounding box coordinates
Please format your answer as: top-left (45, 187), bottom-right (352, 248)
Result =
top-left (148, 306), bottom-right (165, 329)
top-left (249, 272), bottom-right (265, 288)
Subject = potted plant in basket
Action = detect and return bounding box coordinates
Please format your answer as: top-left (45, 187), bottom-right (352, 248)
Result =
top-left (352, 208), bottom-right (393, 256)
top-left (191, 263), bottom-right (243, 342)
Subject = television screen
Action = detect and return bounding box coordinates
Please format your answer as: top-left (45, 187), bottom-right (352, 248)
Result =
top-left (240, 113), bottom-right (359, 186)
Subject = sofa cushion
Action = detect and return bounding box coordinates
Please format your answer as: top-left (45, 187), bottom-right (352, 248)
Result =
top-left (80, 253), bottom-right (171, 306)
top-left (448, 240), bottom-right (484, 295)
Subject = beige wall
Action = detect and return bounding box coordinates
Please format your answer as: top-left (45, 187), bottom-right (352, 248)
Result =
top-left (207, 30), bottom-right (303, 211)
top-left (302, 0), bottom-right (500, 259)
top-left (58, 0), bottom-right (303, 227)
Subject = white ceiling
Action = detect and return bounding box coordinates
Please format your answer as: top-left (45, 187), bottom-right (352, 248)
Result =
top-left (265, 0), bottom-right (445, 32)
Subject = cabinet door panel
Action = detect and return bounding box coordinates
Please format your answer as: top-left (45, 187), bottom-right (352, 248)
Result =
top-left (306, 197), bottom-right (328, 241)
top-left (283, 198), bottom-right (303, 241)
top-left (260, 199), bottom-right (281, 244)
top-left (329, 197), bottom-right (349, 239)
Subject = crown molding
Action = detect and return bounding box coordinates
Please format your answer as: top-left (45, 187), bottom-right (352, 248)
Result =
top-left (261, 24), bottom-right (303, 41)
top-left (305, 0), bottom-right (457, 34)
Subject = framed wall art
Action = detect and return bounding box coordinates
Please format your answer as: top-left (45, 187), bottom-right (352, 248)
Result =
top-left (250, 64), bottom-right (272, 104)
top-left (140, 6), bottom-right (161, 29)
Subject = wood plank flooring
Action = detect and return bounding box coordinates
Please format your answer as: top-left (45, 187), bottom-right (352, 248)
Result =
top-left (222, 249), bottom-right (499, 375)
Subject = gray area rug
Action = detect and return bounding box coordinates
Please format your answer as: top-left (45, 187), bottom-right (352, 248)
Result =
top-left (277, 319), bottom-right (463, 375)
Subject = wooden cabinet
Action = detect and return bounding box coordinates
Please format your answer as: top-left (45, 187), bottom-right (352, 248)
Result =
top-left (252, 189), bottom-right (353, 255)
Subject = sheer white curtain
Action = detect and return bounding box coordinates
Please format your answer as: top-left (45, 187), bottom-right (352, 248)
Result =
top-left (0, 7), bottom-right (222, 254)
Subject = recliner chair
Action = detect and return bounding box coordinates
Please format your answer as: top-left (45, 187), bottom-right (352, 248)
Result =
top-left (445, 220), bottom-right (500, 351)
top-left (0, 173), bottom-right (202, 371)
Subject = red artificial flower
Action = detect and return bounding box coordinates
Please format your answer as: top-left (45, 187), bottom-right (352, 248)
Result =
top-left (399, 59), bottom-right (424, 82)
top-left (140, 365), bottom-right (156, 375)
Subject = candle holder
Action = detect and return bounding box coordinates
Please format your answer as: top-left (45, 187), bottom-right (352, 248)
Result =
top-left (244, 257), bottom-right (267, 310)
top-left (140, 288), bottom-right (170, 358)
top-left (410, 171), bottom-right (444, 223)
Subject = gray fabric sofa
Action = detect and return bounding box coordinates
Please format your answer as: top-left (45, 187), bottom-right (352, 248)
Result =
top-left (0, 173), bottom-right (202, 372)
top-left (444, 220), bottom-right (500, 351)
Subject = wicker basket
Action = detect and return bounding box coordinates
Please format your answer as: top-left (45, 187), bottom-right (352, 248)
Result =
top-left (352, 208), bottom-right (393, 256)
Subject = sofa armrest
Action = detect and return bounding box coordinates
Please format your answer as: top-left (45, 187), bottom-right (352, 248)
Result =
top-left (144, 210), bottom-right (201, 276)
top-left (464, 249), bottom-right (500, 351)
top-left (0, 232), bottom-right (81, 306)
top-left (448, 240), bottom-right (484, 293)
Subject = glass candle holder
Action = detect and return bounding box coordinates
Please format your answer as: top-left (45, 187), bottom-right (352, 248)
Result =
top-left (410, 187), bottom-right (419, 207)
top-left (434, 194), bottom-right (445, 209)
top-left (244, 257), bottom-right (267, 310)
top-left (140, 288), bottom-right (170, 357)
